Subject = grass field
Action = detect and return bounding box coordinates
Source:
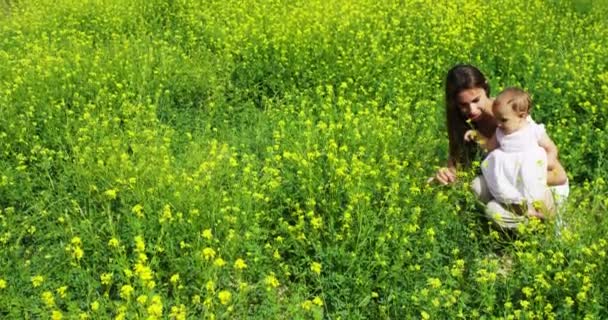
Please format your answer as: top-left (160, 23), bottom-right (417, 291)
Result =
top-left (1, 0), bottom-right (608, 318)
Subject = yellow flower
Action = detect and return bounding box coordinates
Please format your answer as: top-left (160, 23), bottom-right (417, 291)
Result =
top-left (301, 300), bottom-right (313, 310)
top-left (134, 262), bottom-right (153, 282)
top-left (42, 291), bottom-right (55, 308)
top-left (72, 246), bottom-right (84, 260)
top-left (312, 296), bottom-right (323, 306)
top-left (427, 277), bottom-right (441, 289)
top-left (137, 294), bottom-right (148, 305)
top-left (147, 295), bottom-right (163, 318)
top-left (421, 311), bottom-right (430, 320)
top-left (234, 258), bottom-right (247, 270)
top-left (108, 238), bottom-right (120, 248)
top-left (31, 275), bottom-right (44, 287)
top-left (91, 301), bottom-right (100, 311)
top-left (264, 274), bottom-right (280, 288)
top-left (432, 298), bottom-right (440, 307)
top-left (273, 250), bottom-right (281, 260)
top-left (202, 247), bottom-right (216, 260)
top-left (213, 258), bottom-right (226, 267)
top-left (137, 253), bottom-right (147, 263)
top-left (0, 278), bottom-right (6, 289)
top-left (71, 237), bottom-right (82, 246)
top-left (218, 290), bottom-right (232, 305)
top-left (100, 273), bottom-right (113, 285)
top-left (160, 204), bottom-right (173, 222)
top-left (104, 189), bottom-right (118, 200)
top-left (146, 280), bottom-right (156, 290)
top-left (56, 286), bottom-right (67, 298)
top-left (119, 285), bottom-right (134, 300)
top-left (51, 310), bottom-right (63, 320)
top-left (201, 229), bottom-right (213, 240)
top-left (577, 291), bottom-right (587, 302)
top-left (170, 274), bottom-right (180, 284)
top-left (134, 236), bottom-right (146, 253)
top-left (192, 295), bottom-right (201, 304)
top-left (131, 204), bottom-right (144, 218)
top-left (310, 262), bottom-right (322, 275)
top-left (205, 280), bottom-right (215, 292)
top-left (310, 216), bottom-right (323, 229)
top-left (170, 304), bottom-right (187, 320)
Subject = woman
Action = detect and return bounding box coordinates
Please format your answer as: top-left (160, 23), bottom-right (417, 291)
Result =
top-left (435, 64), bottom-right (569, 229)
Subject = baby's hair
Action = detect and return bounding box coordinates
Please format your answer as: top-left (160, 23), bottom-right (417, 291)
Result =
top-left (496, 87), bottom-right (532, 114)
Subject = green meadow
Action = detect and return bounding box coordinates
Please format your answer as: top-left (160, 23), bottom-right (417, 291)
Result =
top-left (1, 0), bottom-right (608, 318)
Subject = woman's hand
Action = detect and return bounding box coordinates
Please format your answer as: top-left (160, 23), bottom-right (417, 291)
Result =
top-left (464, 130), bottom-right (478, 142)
top-left (464, 129), bottom-right (491, 148)
top-left (433, 166), bottom-right (457, 185)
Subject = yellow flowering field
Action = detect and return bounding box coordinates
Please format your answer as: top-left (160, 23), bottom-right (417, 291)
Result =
top-left (1, 0), bottom-right (607, 318)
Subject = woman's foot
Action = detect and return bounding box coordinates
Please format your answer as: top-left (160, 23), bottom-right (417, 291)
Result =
top-left (526, 206), bottom-right (545, 220)
top-left (527, 191), bottom-right (556, 220)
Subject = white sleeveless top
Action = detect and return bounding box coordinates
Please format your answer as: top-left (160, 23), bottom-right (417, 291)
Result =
top-left (495, 117), bottom-right (546, 153)
top-left (481, 117), bottom-right (548, 204)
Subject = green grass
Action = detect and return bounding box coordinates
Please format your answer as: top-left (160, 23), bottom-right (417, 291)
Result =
top-left (0, 0), bottom-right (607, 318)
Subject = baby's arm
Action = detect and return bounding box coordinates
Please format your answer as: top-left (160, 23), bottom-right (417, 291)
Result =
top-left (537, 132), bottom-right (558, 170)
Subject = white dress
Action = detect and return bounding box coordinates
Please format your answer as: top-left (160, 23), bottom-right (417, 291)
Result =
top-left (481, 118), bottom-right (548, 205)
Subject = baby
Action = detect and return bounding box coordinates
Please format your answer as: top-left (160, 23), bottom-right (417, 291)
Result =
top-left (465, 87), bottom-right (557, 219)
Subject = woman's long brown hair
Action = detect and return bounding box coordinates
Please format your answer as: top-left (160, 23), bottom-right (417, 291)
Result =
top-left (445, 64), bottom-right (490, 169)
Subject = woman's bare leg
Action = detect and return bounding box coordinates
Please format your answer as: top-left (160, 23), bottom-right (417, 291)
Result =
top-left (485, 201), bottom-right (526, 230)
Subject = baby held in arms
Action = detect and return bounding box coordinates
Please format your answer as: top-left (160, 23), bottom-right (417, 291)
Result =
top-left (464, 87), bottom-right (557, 219)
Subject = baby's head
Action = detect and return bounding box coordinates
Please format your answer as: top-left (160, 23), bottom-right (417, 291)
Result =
top-left (492, 87), bottom-right (532, 134)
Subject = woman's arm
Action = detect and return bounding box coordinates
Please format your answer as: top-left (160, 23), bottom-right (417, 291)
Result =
top-left (538, 133), bottom-right (558, 170)
top-left (547, 160), bottom-right (568, 186)
top-left (538, 133), bottom-right (568, 185)
top-left (464, 130), bottom-right (497, 152)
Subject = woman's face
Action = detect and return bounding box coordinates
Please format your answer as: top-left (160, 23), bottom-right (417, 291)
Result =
top-left (457, 87), bottom-right (491, 122)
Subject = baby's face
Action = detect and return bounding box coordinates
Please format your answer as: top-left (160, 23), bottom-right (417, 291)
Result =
top-left (492, 98), bottom-right (527, 135)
